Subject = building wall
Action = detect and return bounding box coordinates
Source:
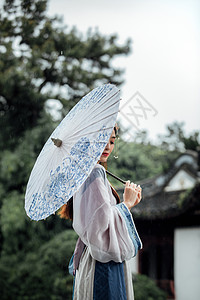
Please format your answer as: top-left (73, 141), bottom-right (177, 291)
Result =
top-left (174, 227), bottom-right (200, 300)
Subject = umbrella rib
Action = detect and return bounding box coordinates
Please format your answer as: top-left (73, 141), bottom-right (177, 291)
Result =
top-left (69, 112), bottom-right (118, 140)
top-left (94, 98), bottom-right (120, 115)
top-left (29, 143), bottom-right (73, 197)
top-left (64, 89), bottom-right (119, 130)
top-left (84, 89), bottom-right (120, 111)
top-left (65, 126), bottom-right (113, 141)
top-left (83, 91), bottom-right (120, 120)
top-left (59, 142), bottom-right (108, 193)
top-left (71, 147), bottom-right (101, 160)
top-left (25, 84), bottom-right (121, 220)
top-left (28, 149), bottom-right (58, 196)
top-left (27, 124), bottom-right (116, 202)
top-left (64, 153), bottom-right (92, 184)
top-left (97, 90), bottom-right (120, 107)
top-left (61, 142), bottom-right (98, 160)
top-left (61, 96), bottom-right (119, 141)
top-left (28, 147), bottom-right (93, 204)
top-left (79, 99), bottom-right (119, 127)
top-left (81, 100), bottom-right (119, 129)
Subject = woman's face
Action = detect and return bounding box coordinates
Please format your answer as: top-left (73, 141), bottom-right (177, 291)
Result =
top-left (99, 129), bottom-right (116, 163)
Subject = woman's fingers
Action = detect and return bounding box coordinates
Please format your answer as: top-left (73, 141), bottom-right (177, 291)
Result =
top-left (137, 190), bottom-right (142, 202)
top-left (125, 181), bottom-right (136, 188)
top-left (123, 181), bottom-right (142, 209)
top-left (124, 181), bottom-right (142, 200)
top-left (125, 180), bottom-right (130, 187)
top-left (125, 182), bottom-right (142, 191)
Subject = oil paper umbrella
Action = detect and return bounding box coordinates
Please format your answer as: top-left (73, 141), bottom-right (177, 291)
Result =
top-left (25, 83), bottom-right (120, 221)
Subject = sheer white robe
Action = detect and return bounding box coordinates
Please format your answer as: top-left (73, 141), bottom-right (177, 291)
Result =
top-left (72, 163), bottom-right (142, 299)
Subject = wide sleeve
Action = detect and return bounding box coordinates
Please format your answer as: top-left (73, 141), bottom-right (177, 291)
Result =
top-left (72, 165), bottom-right (142, 263)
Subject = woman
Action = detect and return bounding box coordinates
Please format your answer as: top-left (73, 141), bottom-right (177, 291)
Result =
top-left (60, 126), bottom-right (142, 299)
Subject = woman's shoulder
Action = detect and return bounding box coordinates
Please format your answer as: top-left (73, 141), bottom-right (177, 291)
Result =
top-left (93, 163), bottom-right (105, 172)
top-left (90, 163), bottom-right (106, 180)
top-left (88, 164), bottom-right (106, 181)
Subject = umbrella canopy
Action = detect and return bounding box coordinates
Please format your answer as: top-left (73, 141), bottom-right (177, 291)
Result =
top-left (25, 84), bottom-right (120, 220)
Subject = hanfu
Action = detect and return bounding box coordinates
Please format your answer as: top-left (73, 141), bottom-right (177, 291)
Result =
top-left (70, 163), bottom-right (142, 300)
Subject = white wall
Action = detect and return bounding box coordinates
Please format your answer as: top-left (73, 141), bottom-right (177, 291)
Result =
top-left (174, 227), bottom-right (200, 300)
top-left (164, 169), bottom-right (196, 192)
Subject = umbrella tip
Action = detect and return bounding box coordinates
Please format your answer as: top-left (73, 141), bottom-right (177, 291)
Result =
top-left (51, 138), bottom-right (62, 147)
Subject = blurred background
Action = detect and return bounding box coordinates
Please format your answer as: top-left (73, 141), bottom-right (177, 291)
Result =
top-left (0, 0), bottom-right (199, 299)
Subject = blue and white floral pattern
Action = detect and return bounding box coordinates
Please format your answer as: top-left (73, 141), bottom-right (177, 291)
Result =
top-left (25, 84), bottom-right (120, 220)
top-left (116, 203), bottom-right (142, 255)
top-left (27, 126), bottom-right (110, 220)
top-left (47, 84), bottom-right (114, 146)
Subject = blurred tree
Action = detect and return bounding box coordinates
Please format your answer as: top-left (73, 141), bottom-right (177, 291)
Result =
top-left (0, 0), bottom-right (131, 151)
top-left (133, 274), bottom-right (167, 300)
top-left (0, 112), bottom-right (55, 194)
top-left (108, 121), bottom-right (199, 187)
top-left (0, 0), bottom-right (131, 297)
top-left (157, 121), bottom-right (200, 152)
top-left (108, 139), bottom-right (179, 188)
top-left (0, 189), bottom-right (72, 257)
top-left (1, 0), bottom-right (197, 298)
top-left (0, 230), bottom-right (77, 299)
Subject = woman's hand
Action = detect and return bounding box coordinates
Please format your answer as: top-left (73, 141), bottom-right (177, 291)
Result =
top-left (123, 180), bottom-right (142, 210)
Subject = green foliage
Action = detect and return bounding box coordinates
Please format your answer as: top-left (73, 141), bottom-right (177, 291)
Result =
top-left (177, 187), bottom-right (192, 208)
top-left (0, 191), bottom-right (26, 255)
top-left (0, 112), bottom-right (56, 193)
top-left (0, 230), bottom-right (77, 300)
top-left (0, 0), bottom-right (131, 151)
top-left (0, 189), bottom-right (72, 256)
top-left (157, 121), bottom-right (200, 152)
top-left (133, 274), bottom-right (167, 300)
top-left (0, 0), bottom-right (132, 297)
top-left (108, 139), bottom-right (179, 187)
top-left (0, 0), bottom-right (197, 298)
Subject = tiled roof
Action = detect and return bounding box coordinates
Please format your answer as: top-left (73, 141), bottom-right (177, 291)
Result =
top-left (116, 150), bottom-right (200, 220)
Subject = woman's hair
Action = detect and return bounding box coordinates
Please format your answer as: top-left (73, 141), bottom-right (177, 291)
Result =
top-left (114, 124), bottom-right (119, 136)
top-left (58, 197), bottom-right (73, 220)
top-left (58, 125), bottom-right (119, 221)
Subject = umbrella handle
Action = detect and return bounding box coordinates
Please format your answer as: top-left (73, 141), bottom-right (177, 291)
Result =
top-left (106, 170), bottom-right (126, 185)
